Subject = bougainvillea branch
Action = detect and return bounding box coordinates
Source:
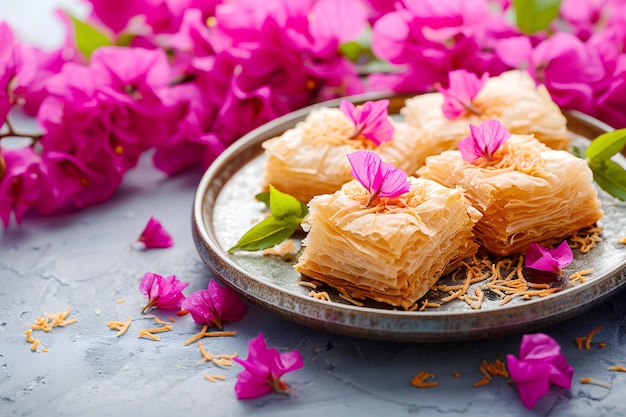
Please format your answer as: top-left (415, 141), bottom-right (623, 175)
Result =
top-left (2, 0), bottom-right (626, 226)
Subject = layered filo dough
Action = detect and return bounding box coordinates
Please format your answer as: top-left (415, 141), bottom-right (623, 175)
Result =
top-left (294, 177), bottom-right (482, 310)
top-left (262, 107), bottom-right (431, 202)
top-left (418, 134), bottom-right (603, 256)
top-left (401, 70), bottom-right (570, 154)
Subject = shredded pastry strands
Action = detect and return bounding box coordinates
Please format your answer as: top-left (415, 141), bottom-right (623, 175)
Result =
top-left (204, 374), bottom-right (227, 383)
top-left (309, 290), bottom-right (331, 302)
top-left (197, 341), bottom-right (238, 367)
top-left (570, 269), bottom-right (593, 285)
top-left (575, 326), bottom-right (603, 350)
top-left (29, 305), bottom-right (77, 332)
top-left (410, 371), bottom-right (439, 388)
top-left (433, 254), bottom-right (559, 308)
top-left (25, 305), bottom-right (78, 352)
top-left (568, 226), bottom-right (603, 254)
top-left (473, 359), bottom-right (509, 387)
top-left (142, 325), bottom-right (173, 334)
top-left (580, 377), bottom-right (611, 389)
top-left (138, 328), bottom-right (161, 341)
top-left (183, 324), bottom-right (237, 346)
top-left (106, 316), bottom-right (132, 337)
top-left (337, 287), bottom-right (364, 307)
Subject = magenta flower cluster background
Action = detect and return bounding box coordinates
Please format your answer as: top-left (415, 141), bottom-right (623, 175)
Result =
top-left (1, 0), bottom-right (625, 226)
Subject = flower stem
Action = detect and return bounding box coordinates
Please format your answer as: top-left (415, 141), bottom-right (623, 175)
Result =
top-left (0, 117), bottom-right (42, 143)
top-left (463, 102), bottom-right (482, 116)
top-left (269, 375), bottom-right (291, 396)
top-left (141, 297), bottom-right (158, 314)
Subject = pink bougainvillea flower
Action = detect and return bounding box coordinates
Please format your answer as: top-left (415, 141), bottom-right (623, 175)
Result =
top-left (181, 279), bottom-right (247, 329)
top-left (437, 69), bottom-right (489, 119)
top-left (339, 99), bottom-right (394, 145)
top-left (0, 148), bottom-right (44, 228)
top-left (525, 241), bottom-right (573, 275)
top-left (0, 22), bottom-right (17, 122)
top-left (136, 216), bottom-right (174, 248)
top-left (309, 0), bottom-right (369, 44)
top-left (347, 150), bottom-right (410, 206)
top-left (506, 333), bottom-right (574, 409)
top-left (457, 119), bottom-right (510, 164)
top-left (528, 32), bottom-right (605, 114)
top-left (233, 332), bottom-right (304, 399)
top-left (139, 272), bottom-right (189, 314)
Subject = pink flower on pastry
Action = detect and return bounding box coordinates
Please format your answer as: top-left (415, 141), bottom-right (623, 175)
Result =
top-left (437, 69), bottom-right (488, 119)
top-left (340, 99), bottom-right (394, 145)
top-left (347, 150), bottom-right (410, 206)
top-left (457, 119), bottom-right (510, 164)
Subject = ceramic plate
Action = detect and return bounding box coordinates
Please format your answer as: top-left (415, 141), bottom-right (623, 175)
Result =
top-left (192, 93), bottom-right (626, 342)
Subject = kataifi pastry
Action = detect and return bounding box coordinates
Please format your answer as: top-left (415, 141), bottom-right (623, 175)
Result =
top-left (417, 120), bottom-right (603, 256)
top-left (295, 151), bottom-right (482, 309)
top-left (401, 69), bottom-right (570, 155)
top-left (262, 99), bottom-right (432, 202)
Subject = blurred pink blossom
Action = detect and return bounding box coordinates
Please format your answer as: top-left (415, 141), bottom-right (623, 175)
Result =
top-left (0, 148), bottom-right (44, 227)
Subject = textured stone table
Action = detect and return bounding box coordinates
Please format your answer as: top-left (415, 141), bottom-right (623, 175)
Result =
top-left (1, 155), bottom-right (625, 417)
top-left (2, 2), bottom-right (626, 417)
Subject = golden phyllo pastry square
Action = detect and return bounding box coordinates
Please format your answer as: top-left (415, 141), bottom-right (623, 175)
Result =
top-left (294, 177), bottom-right (482, 309)
top-left (418, 134), bottom-right (603, 256)
top-left (262, 106), bottom-right (430, 202)
top-left (401, 70), bottom-right (570, 155)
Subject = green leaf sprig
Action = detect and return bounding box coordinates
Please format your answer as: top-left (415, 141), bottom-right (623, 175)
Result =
top-left (66, 13), bottom-right (136, 60)
top-left (68, 15), bottom-right (113, 59)
top-left (228, 185), bottom-right (308, 253)
top-left (585, 128), bottom-right (626, 201)
top-left (513, 0), bottom-right (562, 35)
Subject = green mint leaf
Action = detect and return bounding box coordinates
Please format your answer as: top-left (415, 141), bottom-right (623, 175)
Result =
top-left (589, 159), bottom-right (626, 201)
top-left (255, 191), bottom-right (270, 207)
top-left (269, 185), bottom-right (308, 220)
top-left (571, 146), bottom-right (584, 159)
top-left (228, 216), bottom-right (298, 253)
top-left (68, 14), bottom-right (113, 59)
top-left (339, 41), bottom-right (365, 62)
top-left (585, 128), bottom-right (626, 201)
top-left (585, 128), bottom-right (626, 161)
top-left (513, 0), bottom-right (561, 34)
top-left (115, 33), bottom-right (135, 47)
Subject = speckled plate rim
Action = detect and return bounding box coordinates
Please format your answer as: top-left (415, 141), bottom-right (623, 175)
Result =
top-left (192, 92), bottom-right (626, 342)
